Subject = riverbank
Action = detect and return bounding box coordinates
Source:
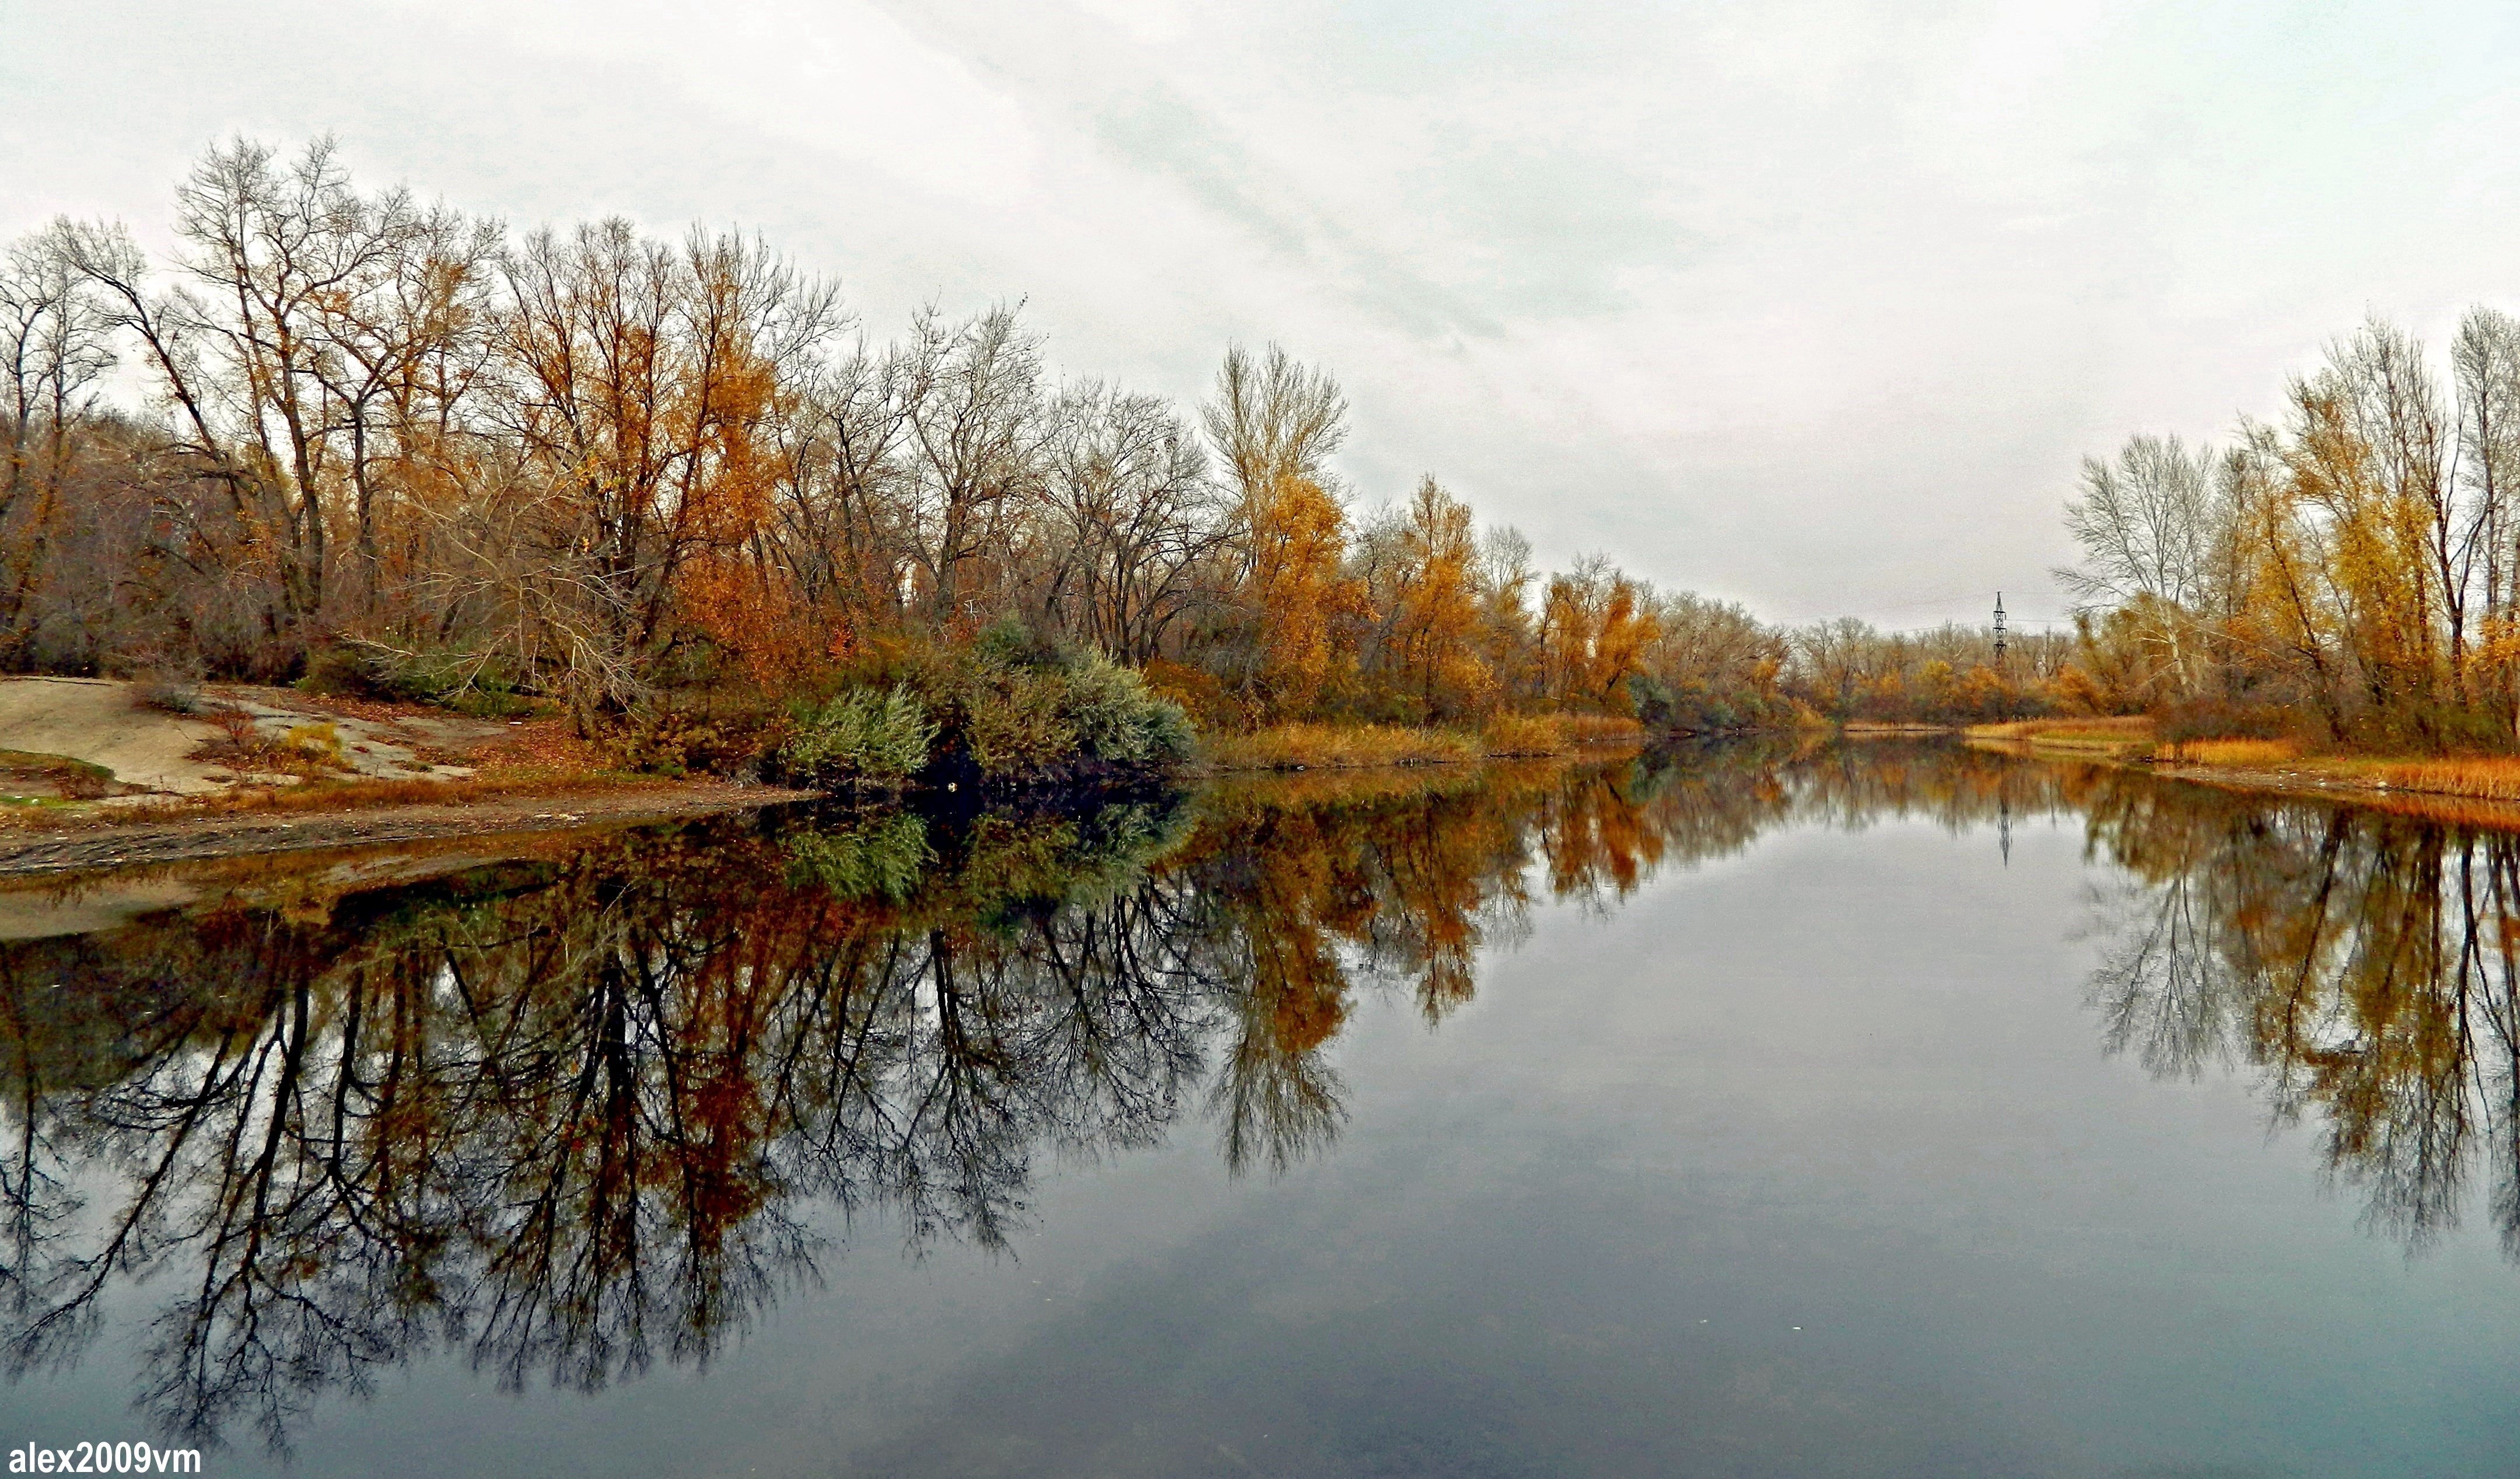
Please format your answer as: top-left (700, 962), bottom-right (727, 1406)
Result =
top-left (0, 671), bottom-right (1686, 872)
top-left (0, 676), bottom-right (825, 873)
top-left (1965, 715), bottom-right (2520, 826)
top-left (0, 778), bottom-right (813, 877)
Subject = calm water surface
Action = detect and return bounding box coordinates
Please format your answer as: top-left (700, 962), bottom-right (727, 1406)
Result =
top-left (5, 742), bottom-right (2519, 1477)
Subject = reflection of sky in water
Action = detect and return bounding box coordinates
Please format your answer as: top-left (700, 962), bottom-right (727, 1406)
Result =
top-left (10, 756), bottom-right (2520, 1477)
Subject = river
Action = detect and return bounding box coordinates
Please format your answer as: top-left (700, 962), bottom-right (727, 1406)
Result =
top-left (3, 740), bottom-right (2516, 1477)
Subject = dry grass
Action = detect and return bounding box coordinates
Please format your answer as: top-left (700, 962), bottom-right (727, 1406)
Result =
top-left (1967, 707), bottom-right (2520, 820)
top-left (1969, 716), bottom-right (2155, 743)
top-left (2377, 755), bottom-right (2520, 802)
top-left (1550, 712), bottom-right (1648, 744)
top-left (2154, 738), bottom-right (2520, 810)
top-left (2158, 737), bottom-right (2299, 768)
top-left (1200, 723), bottom-right (1482, 771)
top-left (1967, 715), bottom-right (2158, 760)
top-left (1478, 715), bottom-right (1561, 756)
top-left (1482, 712), bottom-right (1644, 756)
top-left (1202, 715), bottom-right (1646, 772)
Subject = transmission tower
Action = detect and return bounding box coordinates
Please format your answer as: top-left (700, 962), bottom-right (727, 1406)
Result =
top-left (1992, 591), bottom-right (2007, 667)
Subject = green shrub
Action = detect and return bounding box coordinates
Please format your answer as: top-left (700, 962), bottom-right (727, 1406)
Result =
top-left (297, 645), bottom-right (373, 698)
top-left (963, 665), bottom-right (1077, 775)
top-left (785, 685), bottom-right (936, 786)
top-left (299, 642), bottom-right (530, 716)
top-left (1063, 652), bottom-right (1196, 767)
top-left (811, 637), bottom-right (1196, 787)
top-left (972, 611), bottom-right (1072, 669)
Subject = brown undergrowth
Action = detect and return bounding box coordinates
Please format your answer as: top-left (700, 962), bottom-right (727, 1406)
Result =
top-left (1200, 715), bottom-right (1645, 772)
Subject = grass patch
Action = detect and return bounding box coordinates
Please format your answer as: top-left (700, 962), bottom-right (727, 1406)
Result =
top-left (1969, 716), bottom-right (2154, 742)
top-left (1203, 723), bottom-right (1482, 771)
top-left (1967, 715), bottom-right (2158, 758)
top-left (1203, 716), bottom-right (1646, 772)
top-left (0, 771), bottom-right (668, 830)
top-left (1550, 713), bottom-right (1648, 745)
top-left (1482, 712), bottom-right (1644, 756)
top-left (2375, 756), bottom-right (2520, 802)
top-left (2158, 737), bottom-right (2300, 768)
top-left (177, 769), bottom-right (678, 817)
top-left (0, 748), bottom-right (118, 799)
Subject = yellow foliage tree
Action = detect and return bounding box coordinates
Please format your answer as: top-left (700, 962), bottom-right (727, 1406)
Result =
top-left (1386, 475), bottom-right (1489, 719)
top-left (1241, 473), bottom-right (1365, 722)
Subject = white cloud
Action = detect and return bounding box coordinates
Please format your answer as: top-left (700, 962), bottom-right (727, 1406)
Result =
top-left (8, 0), bottom-right (2520, 627)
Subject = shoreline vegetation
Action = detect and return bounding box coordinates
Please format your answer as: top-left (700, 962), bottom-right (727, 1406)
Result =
top-left (2042, 309), bottom-right (2520, 781)
top-left (1198, 712), bottom-right (1647, 771)
top-left (1966, 716), bottom-right (2520, 828)
top-left (6, 138), bottom-right (2515, 838)
top-left (1, 138), bottom-right (1820, 809)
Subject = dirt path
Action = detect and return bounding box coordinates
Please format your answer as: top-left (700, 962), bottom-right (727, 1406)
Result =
top-left (0, 782), bottom-right (817, 877)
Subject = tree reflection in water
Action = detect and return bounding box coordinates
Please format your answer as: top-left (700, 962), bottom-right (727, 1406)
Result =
top-left (2078, 777), bottom-right (2520, 1258)
top-left (0, 741), bottom-right (2196, 1450)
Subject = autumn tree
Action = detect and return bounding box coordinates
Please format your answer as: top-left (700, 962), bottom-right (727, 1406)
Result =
top-left (1380, 476), bottom-right (1486, 718)
top-left (1235, 471), bottom-right (1363, 721)
top-left (1539, 557), bottom-right (1660, 712)
top-left (1198, 344), bottom-right (1364, 722)
top-left (498, 220), bottom-right (845, 718)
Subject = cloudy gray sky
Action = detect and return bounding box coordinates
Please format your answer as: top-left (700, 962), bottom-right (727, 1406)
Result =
top-left (7, 0), bottom-right (2518, 631)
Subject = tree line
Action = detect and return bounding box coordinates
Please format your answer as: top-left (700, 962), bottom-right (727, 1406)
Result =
top-left (0, 137), bottom-right (2070, 743)
top-left (2059, 308), bottom-right (2520, 748)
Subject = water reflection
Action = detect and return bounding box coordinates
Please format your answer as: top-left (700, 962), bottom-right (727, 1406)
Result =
top-left (5, 738), bottom-right (2497, 1453)
top-left (2078, 779), bottom-right (2520, 1257)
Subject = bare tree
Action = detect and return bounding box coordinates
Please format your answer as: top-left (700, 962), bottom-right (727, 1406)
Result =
top-left (767, 341), bottom-right (915, 628)
top-left (2454, 308), bottom-right (2520, 726)
top-left (302, 197), bottom-right (502, 620)
top-left (1035, 382), bottom-right (1223, 660)
top-left (1201, 341), bottom-right (1346, 508)
top-left (898, 304), bottom-right (1051, 627)
top-left (0, 224), bottom-right (120, 648)
top-left (2057, 433), bottom-right (2230, 694)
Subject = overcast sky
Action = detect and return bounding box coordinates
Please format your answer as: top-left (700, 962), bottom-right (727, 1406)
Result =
top-left (7, 0), bottom-right (2519, 631)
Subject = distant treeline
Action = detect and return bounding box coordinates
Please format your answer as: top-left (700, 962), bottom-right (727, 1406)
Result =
top-left (2, 137), bottom-right (2054, 748)
top-left (2059, 309), bottom-right (2520, 750)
